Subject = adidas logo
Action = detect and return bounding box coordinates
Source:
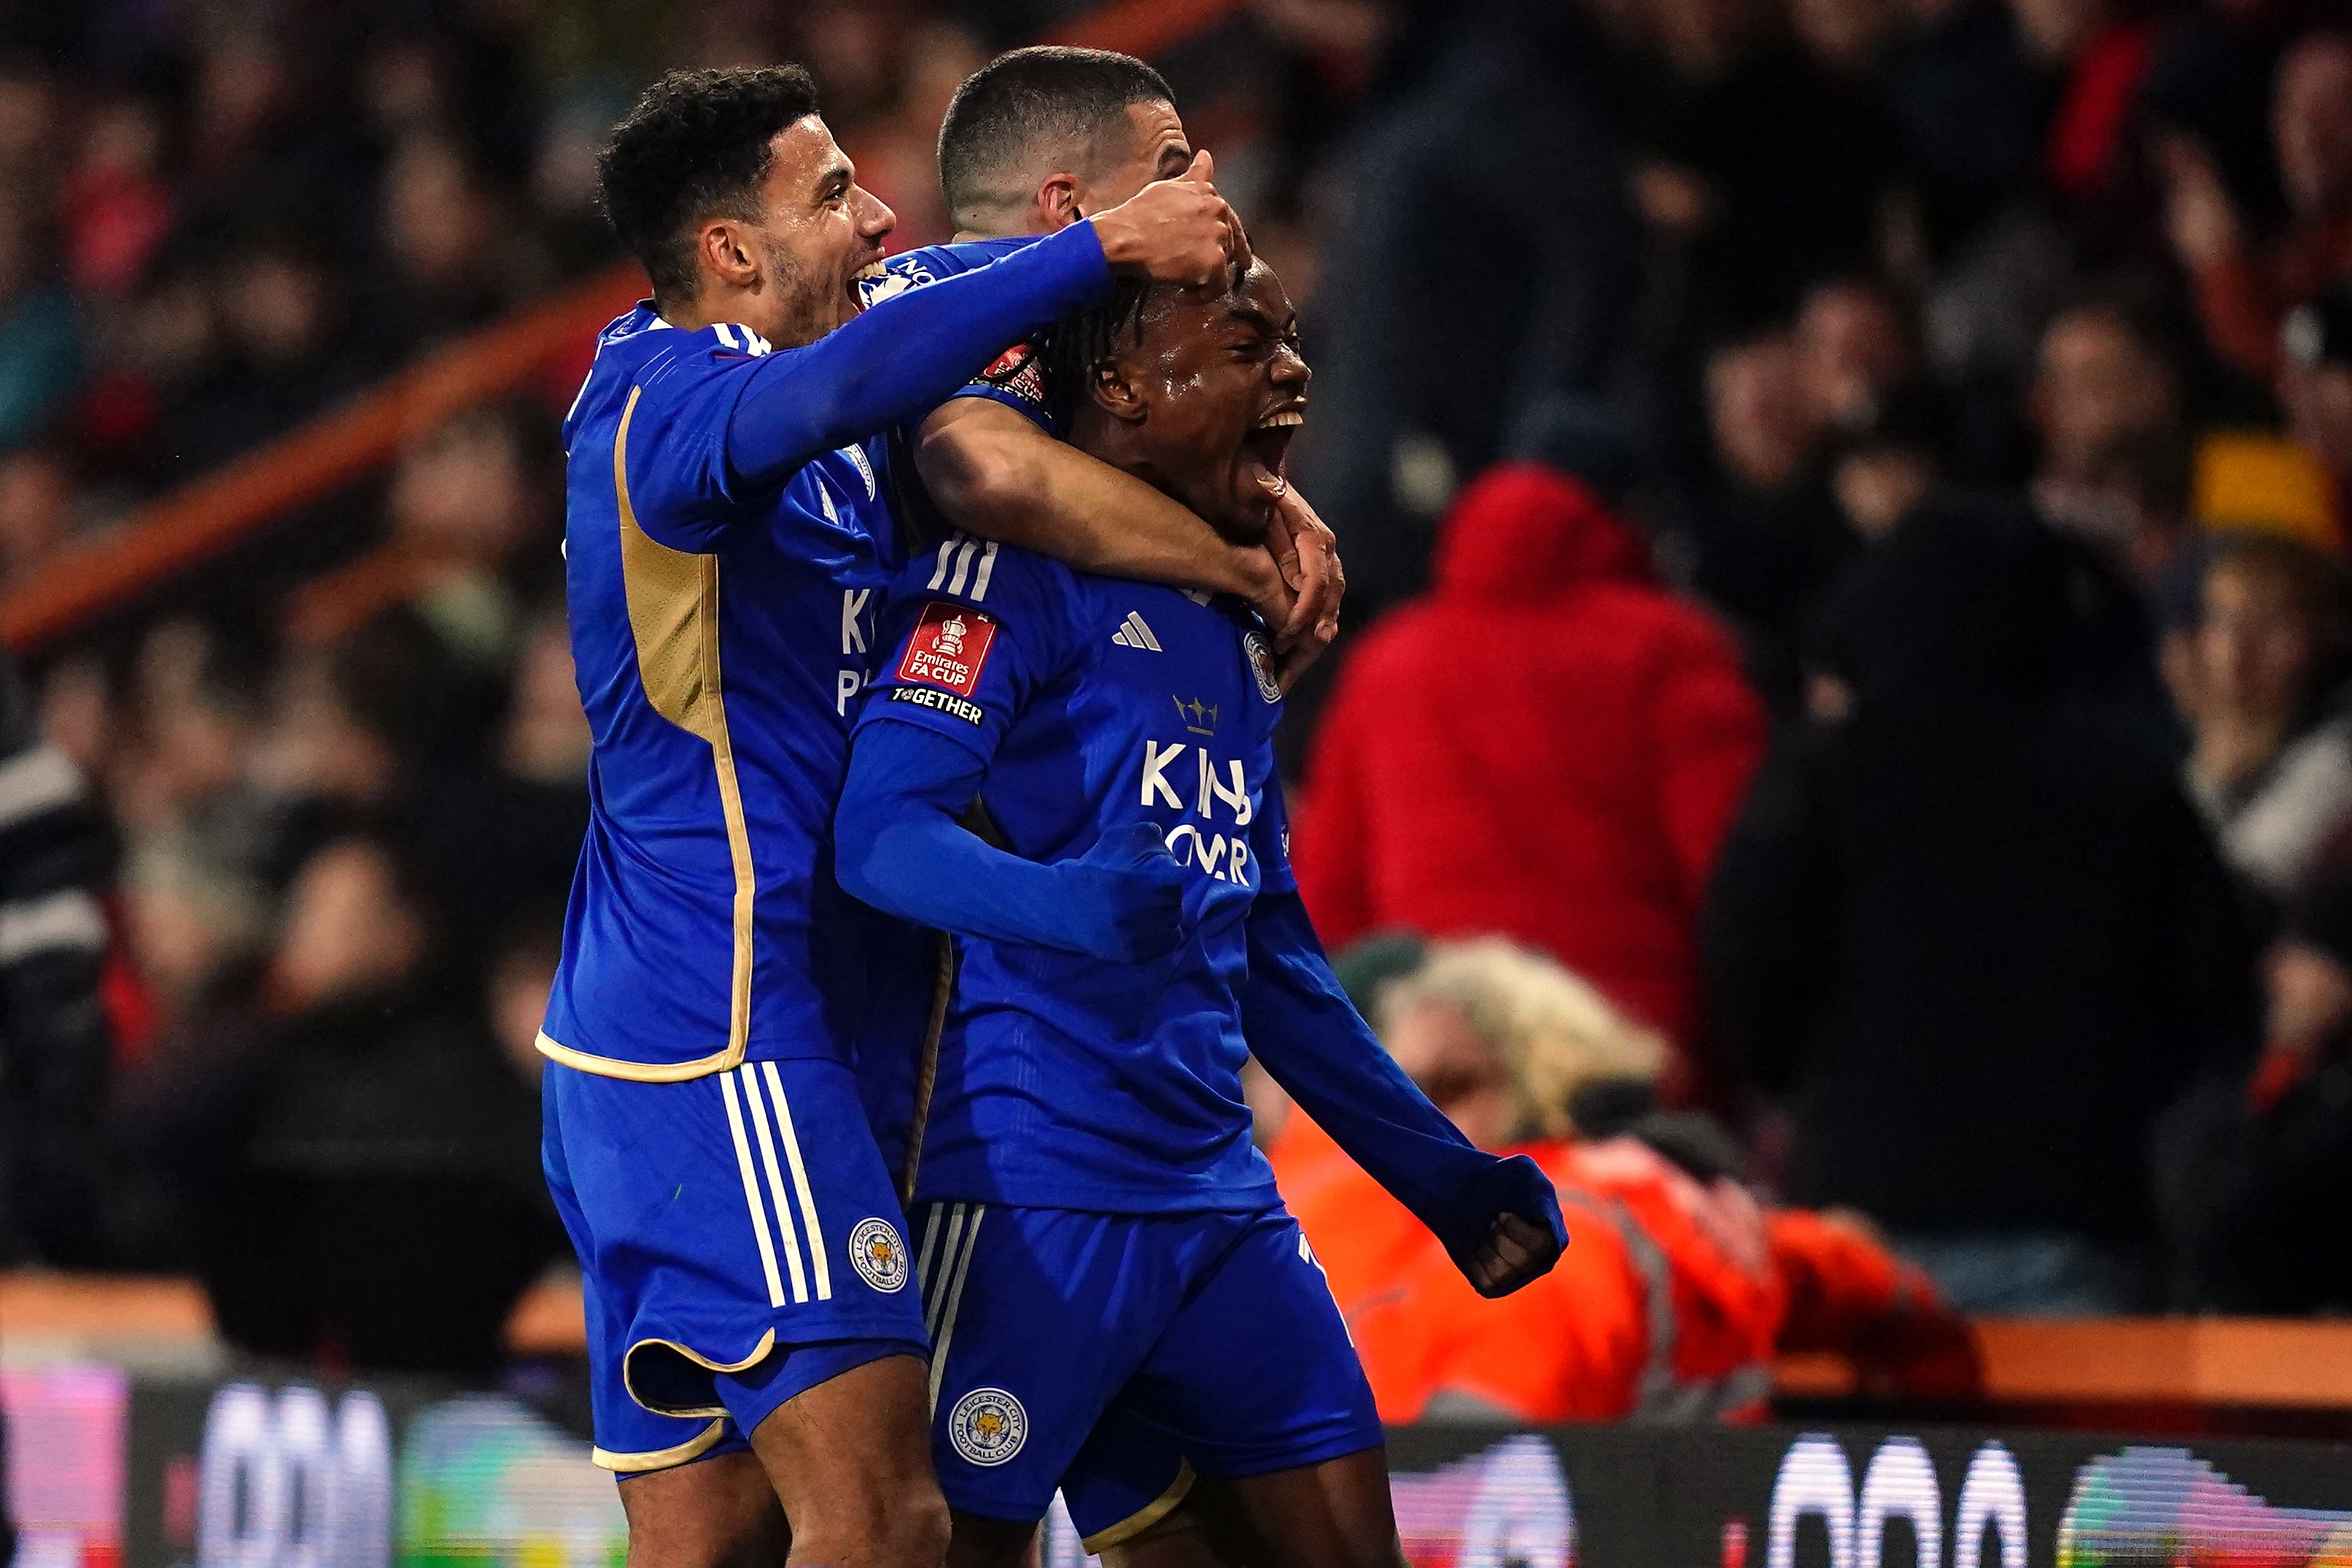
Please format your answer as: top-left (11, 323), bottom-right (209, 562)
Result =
top-left (1110, 612), bottom-right (1163, 652)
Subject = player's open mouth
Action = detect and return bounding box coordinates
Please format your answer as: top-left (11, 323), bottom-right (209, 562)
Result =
top-left (850, 260), bottom-right (887, 313)
top-left (1243, 407), bottom-right (1305, 480)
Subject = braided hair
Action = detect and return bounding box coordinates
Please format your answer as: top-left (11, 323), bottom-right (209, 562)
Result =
top-left (1043, 276), bottom-right (1155, 428)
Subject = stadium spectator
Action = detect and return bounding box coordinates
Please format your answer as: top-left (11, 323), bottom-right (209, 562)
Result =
top-left (1276, 938), bottom-right (1974, 1424)
top-left (0, 193), bottom-right (79, 452)
top-left (1681, 325), bottom-right (1852, 714)
top-left (416, 613), bottom-right (591, 955)
top-left (2030, 284), bottom-right (2191, 537)
top-left (1796, 277), bottom-right (1922, 435)
top-left (2178, 532), bottom-right (2352, 907)
top-left (2278, 280), bottom-right (2352, 535)
top-left (1823, 386), bottom-right (1947, 545)
top-left (486, 908), bottom-right (564, 1087)
top-left (151, 236), bottom-right (372, 483)
top-left (2017, 0), bottom-right (2157, 223)
top-left (113, 832), bottom-right (552, 1372)
top-left (286, 404), bottom-right (557, 663)
top-left (2154, 845), bottom-right (2352, 1312)
top-left (2160, 30), bottom-right (2352, 386)
top-left (1879, 0), bottom-right (2049, 260)
top-left (1288, 0), bottom-right (1637, 617)
top-left (0, 446), bottom-right (74, 588)
top-left (0, 652), bottom-right (113, 1265)
top-left (1707, 502), bottom-right (2256, 1311)
top-left (1620, 0), bottom-right (1897, 343)
top-left (1292, 404), bottom-right (1767, 1079)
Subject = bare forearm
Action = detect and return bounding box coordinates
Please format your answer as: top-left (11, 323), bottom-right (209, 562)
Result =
top-left (917, 403), bottom-right (1279, 602)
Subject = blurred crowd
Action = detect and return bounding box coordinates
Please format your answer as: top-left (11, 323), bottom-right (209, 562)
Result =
top-left (2, 0), bottom-right (2352, 1389)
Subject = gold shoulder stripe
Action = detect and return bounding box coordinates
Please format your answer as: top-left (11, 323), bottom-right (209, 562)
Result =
top-left (555, 386), bottom-right (753, 1082)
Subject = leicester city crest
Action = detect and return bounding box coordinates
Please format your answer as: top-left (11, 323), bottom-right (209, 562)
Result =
top-left (1242, 630), bottom-right (1282, 704)
top-left (848, 1216), bottom-right (909, 1293)
top-left (948, 1387), bottom-right (1027, 1466)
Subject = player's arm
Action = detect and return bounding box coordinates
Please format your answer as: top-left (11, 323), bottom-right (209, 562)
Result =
top-left (916, 400), bottom-right (1343, 676)
top-left (836, 723), bottom-right (1187, 961)
top-left (1240, 891), bottom-right (1564, 1297)
top-left (726, 166), bottom-right (1240, 490)
top-left (834, 547), bottom-right (1190, 959)
top-left (1237, 778), bottom-right (1563, 1295)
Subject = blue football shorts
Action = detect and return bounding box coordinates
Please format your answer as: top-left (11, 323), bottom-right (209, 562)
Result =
top-left (543, 1057), bottom-right (931, 1473)
top-left (912, 1202), bottom-right (1383, 1549)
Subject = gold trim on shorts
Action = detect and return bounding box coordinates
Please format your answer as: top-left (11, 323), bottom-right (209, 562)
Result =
top-left (1082, 1459), bottom-right (1198, 1553)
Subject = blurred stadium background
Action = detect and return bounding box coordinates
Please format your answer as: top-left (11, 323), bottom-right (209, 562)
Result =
top-left (6, 0), bottom-right (2352, 1561)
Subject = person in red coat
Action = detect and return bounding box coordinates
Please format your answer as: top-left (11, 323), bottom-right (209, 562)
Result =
top-left (1292, 422), bottom-right (1766, 1072)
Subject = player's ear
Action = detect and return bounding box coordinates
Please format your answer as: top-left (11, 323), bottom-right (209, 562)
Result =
top-left (1036, 171), bottom-right (1083, 229)
top-left (698, 218), bottom-right (758, 292)
top-left (1088, 357), bottom-right (1148, 424)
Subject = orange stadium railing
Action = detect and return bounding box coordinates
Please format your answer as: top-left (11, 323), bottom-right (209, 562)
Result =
top-left (0, 0), bottom-right (1245, 656)
top-left (0, 262), bottom-right (645, 652)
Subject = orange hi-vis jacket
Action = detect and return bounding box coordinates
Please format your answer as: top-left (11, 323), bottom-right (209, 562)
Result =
top-left (1270, 1120), bottom-right (1949, 1424)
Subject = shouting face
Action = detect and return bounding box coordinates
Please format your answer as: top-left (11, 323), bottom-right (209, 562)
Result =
top-left (731, 115), bottom-right (896, 347)
top-left (1079, 260), bottom-right (1310, 543)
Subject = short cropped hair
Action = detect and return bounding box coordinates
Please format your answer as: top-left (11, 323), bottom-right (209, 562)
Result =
top-left (598, 66), bottom-right (820, 302)
top-left (937, 47), bottom-right (1173, 230)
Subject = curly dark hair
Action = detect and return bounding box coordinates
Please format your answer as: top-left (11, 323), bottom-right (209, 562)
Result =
top-left (597, 66), bottom-right (820, 303)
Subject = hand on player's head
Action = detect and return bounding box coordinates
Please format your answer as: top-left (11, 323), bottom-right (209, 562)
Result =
top-left (1089, 149), bottom-right (1247, 290)
top-left (1068, 821), bottom-right (1192, 963)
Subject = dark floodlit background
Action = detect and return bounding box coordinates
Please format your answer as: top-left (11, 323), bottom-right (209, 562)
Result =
top-left (9, 0), bottom-right (2352, 1521)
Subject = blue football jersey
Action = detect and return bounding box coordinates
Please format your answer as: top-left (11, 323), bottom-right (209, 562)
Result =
top-left (542, 304), bottom-right (925, 1080)
top-left (866, 238), bottom-right (1057, 435)
top-left (855, 532), bottom-right (1295, 1212)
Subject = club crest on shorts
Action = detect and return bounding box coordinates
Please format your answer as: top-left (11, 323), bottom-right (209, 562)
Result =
top-left (1243, 630), bottom-right (1281, 704)
top-left (948, 1387), bottom-right (1027, 1466)
top-left (848, 1217), bottom-right (909, 1293)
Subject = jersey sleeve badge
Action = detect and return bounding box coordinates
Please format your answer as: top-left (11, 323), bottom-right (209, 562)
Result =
top-left (973, 341), bottom-right (1051, 411)
top-left (899, 601), bottom-right (1001, 697)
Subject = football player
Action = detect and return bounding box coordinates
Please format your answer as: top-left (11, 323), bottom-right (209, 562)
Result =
top-left (834, 257), bottom-right (1566, 1568)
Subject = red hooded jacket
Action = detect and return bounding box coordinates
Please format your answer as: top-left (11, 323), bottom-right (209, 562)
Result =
top-left (1293, 463), bottom-right (1766, 1049)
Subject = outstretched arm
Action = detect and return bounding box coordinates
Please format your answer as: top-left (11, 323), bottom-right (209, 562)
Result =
top-left (726, 222), bottom-right (1114, 490)
top-left (1241, 888), bottom-right (1564, 1297)
top-left (728, 163), bottom-right (1242, 489)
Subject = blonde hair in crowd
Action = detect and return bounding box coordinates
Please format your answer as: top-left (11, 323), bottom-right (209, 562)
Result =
top-left (1378, 937), bottom-right (1670, 1139)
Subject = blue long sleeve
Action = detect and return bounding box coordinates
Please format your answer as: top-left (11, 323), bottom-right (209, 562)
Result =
top-left (836, 721), bottom-right (1109, 954)
top-left (726, 221), bottom-right (1110, 490)
top-left (1241, 890), bottom-right (1565, 1276)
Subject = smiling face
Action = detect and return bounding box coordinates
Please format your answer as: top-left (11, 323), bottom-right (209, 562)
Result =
top-left (723, 115), bottom-right (896, 347)
top-left (1074, 260), bottom-right (1309, 543)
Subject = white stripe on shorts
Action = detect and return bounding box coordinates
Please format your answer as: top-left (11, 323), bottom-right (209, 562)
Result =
top-left (763, 1060), bottom-right (831, 1300)
top-left (925, 1203), bottom-right (969, 1339)
top-left (915, 1202), bottom-right (946, 1298)
top-left (737, 1066), bottom-right (810, 1304)
top-left (718, 1071), bottom-right (788, 1308)
top-left (927, 1204), bottom-right (985, 1414)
